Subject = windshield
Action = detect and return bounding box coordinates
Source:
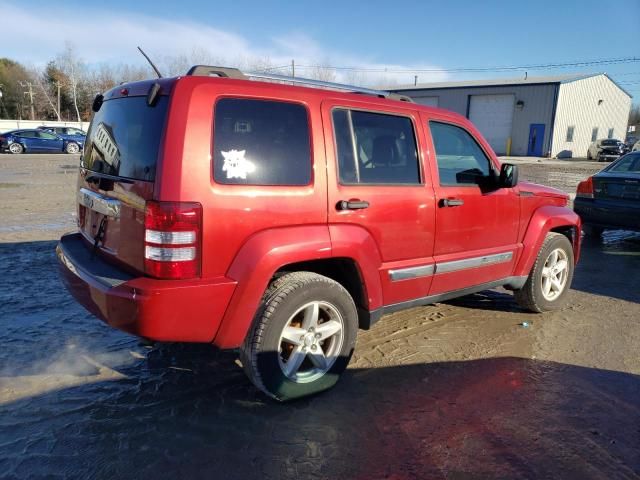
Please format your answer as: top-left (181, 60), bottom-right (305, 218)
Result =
top-left (601, 140), bottom-right (620, 146)
top-left (81, 96), bottom-right (168, 181)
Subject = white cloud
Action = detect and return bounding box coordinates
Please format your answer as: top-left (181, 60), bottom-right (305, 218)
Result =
top-left (1, 2), bottom-right (449, 86)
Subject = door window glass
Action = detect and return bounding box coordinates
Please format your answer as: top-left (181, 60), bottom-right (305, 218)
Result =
top-left (332, 109), bottom-right (420, 184)
top-left (429, 121), bottom-right (493, 186)
top-left (38, 132), bottom-right (58, 139)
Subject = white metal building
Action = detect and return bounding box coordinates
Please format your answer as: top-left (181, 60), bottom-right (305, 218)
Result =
top-left (390, 73), bottom-right (632, 158)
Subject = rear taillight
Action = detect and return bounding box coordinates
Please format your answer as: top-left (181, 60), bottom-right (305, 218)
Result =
top-left (576, 177), bottom-right (594, 199)
top-left (144, 201), bottom-right (202, 279)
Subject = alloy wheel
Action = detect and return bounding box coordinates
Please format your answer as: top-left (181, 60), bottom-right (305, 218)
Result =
top-left (278, 301), bottom-right (344, 383)
top-left (541, 248), bottom-right (569, 301)
top-left (9, 143), bottom-right (22, 154)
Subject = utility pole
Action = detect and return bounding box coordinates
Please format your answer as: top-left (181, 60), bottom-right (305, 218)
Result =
top-left (0, 84), bottom-right (5, 118)
top-left (19, 81), bottom-right (35, 120)
top-left (56, 81), bottom-right (61, 121)
top-left (414, 75), bottom-right (418, 86)
top-left (291, 59), bottom-right (295, 78)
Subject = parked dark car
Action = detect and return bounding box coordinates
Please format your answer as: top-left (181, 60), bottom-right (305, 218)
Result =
top-left (574, 151), bottom-right (640, 235)
top-left (38, 126), bottom-right (86, 148)
top-left (0, 129), bottom-right (82, 154)
top-left (586, 139), bottom-right (626, 162)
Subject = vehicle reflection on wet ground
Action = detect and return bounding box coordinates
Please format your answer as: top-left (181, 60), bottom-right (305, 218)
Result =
top-left (0, 233), bottom-right (639, 479)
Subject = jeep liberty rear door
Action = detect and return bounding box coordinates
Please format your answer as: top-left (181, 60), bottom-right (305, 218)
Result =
top-left (322, 99), bottom-right (436, 307)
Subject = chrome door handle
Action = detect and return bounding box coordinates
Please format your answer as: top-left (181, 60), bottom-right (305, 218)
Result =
top-left (440, 198), bottom-right (464, 208)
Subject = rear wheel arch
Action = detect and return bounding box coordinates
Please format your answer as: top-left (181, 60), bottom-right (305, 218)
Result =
top-left (274, 257), bottom-right (372, 329)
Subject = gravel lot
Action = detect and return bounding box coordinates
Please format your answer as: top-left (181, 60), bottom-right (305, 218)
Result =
top-left (0, 154), bottom-right (639, 479)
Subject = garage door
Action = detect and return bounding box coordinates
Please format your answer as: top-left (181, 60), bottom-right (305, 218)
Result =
top-left (416, 96), bottom-right (439, 107)
top-left (468, 94), bottom-right (514, 154)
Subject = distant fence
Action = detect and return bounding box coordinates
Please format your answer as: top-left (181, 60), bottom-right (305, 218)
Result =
top-left (0, 119), bottom-right (87, 133)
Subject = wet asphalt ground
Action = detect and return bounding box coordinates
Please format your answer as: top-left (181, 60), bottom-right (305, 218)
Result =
top-left (0, 154), bottom-right (639, 479)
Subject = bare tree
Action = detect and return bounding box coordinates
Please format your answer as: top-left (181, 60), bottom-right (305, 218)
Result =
top-left (29, 67), bottom-right (61, 120)
top-left (57, 43), bottom-right (85, 122)
top-left (306, 61), bottom-right (336, 82)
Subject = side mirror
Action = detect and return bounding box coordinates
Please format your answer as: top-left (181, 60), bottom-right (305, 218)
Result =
top-left (499, 163), bottom-right (519, 188)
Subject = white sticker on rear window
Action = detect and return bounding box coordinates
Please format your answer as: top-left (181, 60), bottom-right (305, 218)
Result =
top-left (221, 149), bottom-right (255, 180)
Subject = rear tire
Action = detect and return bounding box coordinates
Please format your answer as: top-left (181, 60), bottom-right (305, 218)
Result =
top-left (8, 143), bottom-right (23, 154)
top-left (514, 233), bottom-right (574, 313)
top-left (240, 272), bottom-right (358, 401)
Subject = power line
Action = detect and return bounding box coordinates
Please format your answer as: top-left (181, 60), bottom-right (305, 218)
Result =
top-left (288, 56), bottom-right (640, 74)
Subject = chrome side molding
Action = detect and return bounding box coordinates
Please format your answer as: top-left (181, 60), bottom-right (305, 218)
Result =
top-left (389, 264), bottom-right (435, 281)
top-left (388, 251), bottom-right (514, 282)
top-left (78, 188), bottom-right (121, 219)
top-left (436, 252), bottom-right (513, 274)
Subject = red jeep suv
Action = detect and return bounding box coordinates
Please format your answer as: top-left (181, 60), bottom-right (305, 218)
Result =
top-left (57, 66), bottom-right (581, 400)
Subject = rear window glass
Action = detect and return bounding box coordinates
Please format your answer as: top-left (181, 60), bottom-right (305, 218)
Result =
top-left (609, 153), bottom-right (640, 173)
top-left (213, 98), bottom-right (311, 185)
top-left (81, 96), bottom-right (168, 181)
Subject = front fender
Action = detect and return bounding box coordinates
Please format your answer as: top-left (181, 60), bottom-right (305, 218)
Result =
top-left (514, 205), bottom-right (581, 277)
top-left (213, 226), bottom-right (332, 348)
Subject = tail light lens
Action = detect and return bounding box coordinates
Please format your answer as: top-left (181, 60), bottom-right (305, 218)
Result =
top-left (144, 201), bottom-right (202, 279)
top-left (576, 177), bottom-right (594, 199)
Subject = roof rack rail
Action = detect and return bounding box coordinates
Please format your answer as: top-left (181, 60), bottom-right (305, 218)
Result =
top-left (186, 65), bottom-right (413, 102)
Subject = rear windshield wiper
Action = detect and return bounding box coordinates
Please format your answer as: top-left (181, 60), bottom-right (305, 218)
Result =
top-left (86, 172), bottom-right (134, 185)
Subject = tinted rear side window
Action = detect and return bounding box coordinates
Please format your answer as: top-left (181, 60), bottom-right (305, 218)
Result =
top-left (213, 98), bottom-right (311, 185)
top-left (81, 96), bottom-right (168, 181)
top-left (332, 109), bottom-right (420, 185)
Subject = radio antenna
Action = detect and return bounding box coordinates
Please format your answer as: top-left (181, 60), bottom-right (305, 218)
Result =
top-left (137, 46), bottom-right (163, 78)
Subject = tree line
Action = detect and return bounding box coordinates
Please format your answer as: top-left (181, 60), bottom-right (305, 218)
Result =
top-left (0, 45), bottom-right (152, 122)
top-left (0, 44), bottom-right (348, 122)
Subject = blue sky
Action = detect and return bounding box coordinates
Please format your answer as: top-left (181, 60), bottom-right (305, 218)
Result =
top-left (3, 0), bottom-right (639, 96)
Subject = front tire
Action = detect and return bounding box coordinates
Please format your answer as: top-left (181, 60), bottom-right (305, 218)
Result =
top-left (514, 233), bottom-right (574, 313)
top-left (65, 142), bottom-right (80, 154)
top-left (586, 150), bottom-right (592, 160)
top-left (240, 272), bottom-right (358, 401)
top-left (8, 143), bottom-right (23, 154)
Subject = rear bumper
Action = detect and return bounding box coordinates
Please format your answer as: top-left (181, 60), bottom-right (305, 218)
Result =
top-left (57, 232), bottom-right (237, 343)
top-left (574, 197), bottom-right (640, 232)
